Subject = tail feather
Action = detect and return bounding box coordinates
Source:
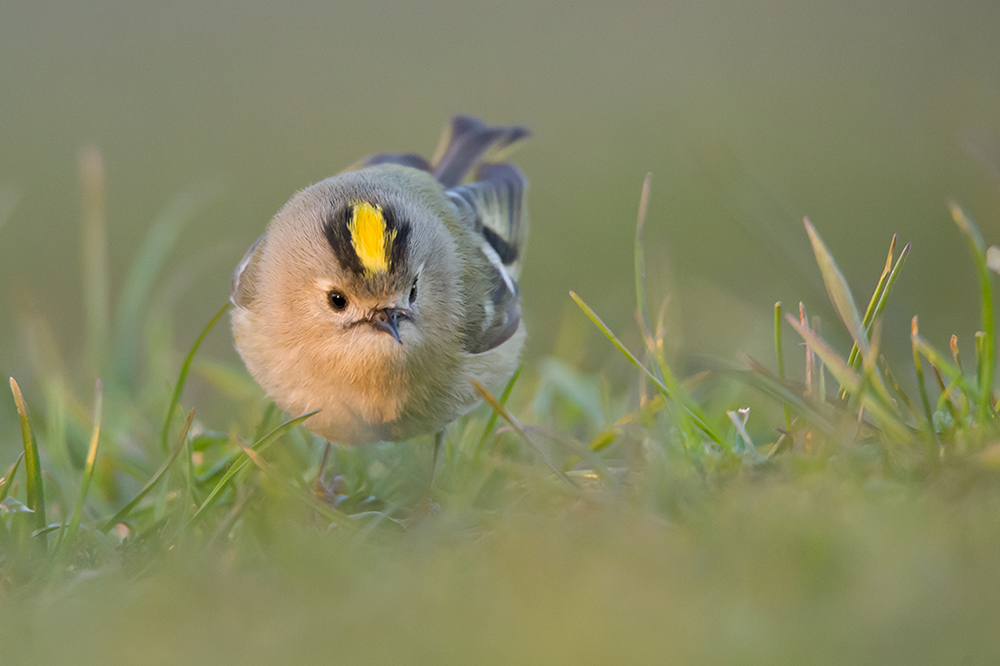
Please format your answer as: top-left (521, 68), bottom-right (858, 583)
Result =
top-left (431, 115), bottom-right (530, 188)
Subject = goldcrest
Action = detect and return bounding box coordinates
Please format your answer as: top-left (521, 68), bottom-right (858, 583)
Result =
top-left (231, 116), bottom-right (530, 445)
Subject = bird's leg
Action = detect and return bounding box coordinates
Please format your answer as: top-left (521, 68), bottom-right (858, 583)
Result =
top-left (313, 440), bottom-right (333, 501)
top-left (431, 430), bottom-right (445, 485)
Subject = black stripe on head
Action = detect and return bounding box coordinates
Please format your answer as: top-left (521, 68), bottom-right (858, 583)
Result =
top-left (322, 200), bottom-right (412, 277)
top-left (385, 205), bottom-right (411, 273)
top-left (323, 205), bottom-right (364, 274)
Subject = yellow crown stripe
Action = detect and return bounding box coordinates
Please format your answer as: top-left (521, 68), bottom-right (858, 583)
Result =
top-left (348, 202), bottom-right (396, 275)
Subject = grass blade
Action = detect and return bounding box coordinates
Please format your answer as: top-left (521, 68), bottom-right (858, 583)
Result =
top-left (645, 326), bottom-right (700, 448)
top-left (10, 377), bottom-right (46, 541)
top-left (813, 316), bottom-right (827, 405)
top-left (911, 334), bottom-right (977, 400)
top-left (869, 243), bottom-right (910, 328)
top-left (472, 380), bottom-right (576, 486)
top-left (774, 302), bottom-right (792, 432)
top-left (738, 354), bottom-right (837, 433)
top-left (629, 174), bottom-right (701, 445)
top-left (844, 240), bottom-right (910, 385)
top-left (950, 333), bottom-right (963, 372)
top-left (187, 410), bottom-right (320, 528)
top-left (0, 452), bottom-right (24, 502)
top-left (911, 317), bottom-right (938, 446)
top-left (161, 301), bottom-right (231, 454)
top-left (569, 291), bottom-right (725, 446)
top-left (846, 235), bottom-right (895, 369)
top-left (475, 365), bottom-right (523, 456)
top-left (800, 303), bottom-right (814, 397)
top-left (878, 355), bottom-right (917, 419)
top-left (950, 202), bottom-right (995, 418)
top-left (785, 315), bottom-right (910, 442)
top-left (62, 380), bottom-right (103, 548)
top-left (100, 409), bottom-right (193, 532)
top-left (634, 173), bottom-right (656, 349)
top-left (803, 217), bottom-right (870, 361)
top-left (234, 437), bottom-right (349, 528)
top-left (975, 331), bottom-right (990, 415)
top-left (0, 505), bottom-right (12, 550)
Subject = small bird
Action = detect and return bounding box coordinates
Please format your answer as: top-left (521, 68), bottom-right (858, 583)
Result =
top-left (231, 116), bottom-right (530, 452)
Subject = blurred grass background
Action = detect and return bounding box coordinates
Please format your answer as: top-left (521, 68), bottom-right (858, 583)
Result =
top-left (3, 1), bottom-right (1000, 663)
top-left (2, 0), bottom-right (1000, 373)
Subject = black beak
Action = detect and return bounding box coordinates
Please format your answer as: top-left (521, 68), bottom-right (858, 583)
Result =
top-left (367, 307), bottom-right (412, 344)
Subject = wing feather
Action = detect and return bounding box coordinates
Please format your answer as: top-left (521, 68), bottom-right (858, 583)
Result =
top-left (446, 162), bottom-right (528, 276)
top-left (447, 162), bottom-right (529, 354)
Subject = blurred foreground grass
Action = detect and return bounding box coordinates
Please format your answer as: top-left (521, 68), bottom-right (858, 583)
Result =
top-left (2, 161), bottom-right (1000, 663)
top-left (5, 478), bottom-right (1000, 664)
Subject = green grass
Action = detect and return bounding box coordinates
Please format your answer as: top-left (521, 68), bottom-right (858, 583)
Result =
top-left (2, 161), bottom-right (1000, 664)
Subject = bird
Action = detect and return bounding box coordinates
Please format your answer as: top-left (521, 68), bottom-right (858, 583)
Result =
top-left (230, 115), bottom-right (530, 469)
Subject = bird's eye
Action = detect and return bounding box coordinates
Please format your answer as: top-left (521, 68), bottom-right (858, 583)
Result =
top-left (327, 291), bottom-right (348, 311)
top-left (409, 277), bottom-right (418, 304)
